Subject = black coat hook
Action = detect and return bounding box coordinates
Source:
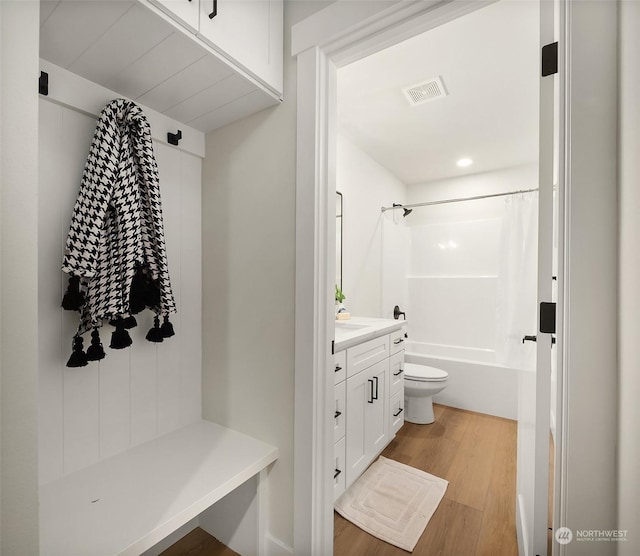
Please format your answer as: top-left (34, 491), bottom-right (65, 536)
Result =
top-left (39, 71), bottom-right (49, 96)
top-left (167, 130), bottom-right (182, 146)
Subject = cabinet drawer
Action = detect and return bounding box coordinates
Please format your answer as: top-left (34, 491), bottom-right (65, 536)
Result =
top-left (334, 381), bottom-right (346, 444)
top-left (390, 390), bottom-right (404, 436)
top-left (346, 335), bottom-right (389, 378)
top-left (334, 350), bottom-right (346, 385)
top-left (333, 436), bottom-right (346, 502)
top-left (389, 351), bottom-right (405, 397)
top-left (389, 329), bottom-right (406, 355)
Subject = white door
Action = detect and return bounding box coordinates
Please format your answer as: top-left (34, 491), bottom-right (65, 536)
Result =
top-left (516, 0), bottom-right (560, 554)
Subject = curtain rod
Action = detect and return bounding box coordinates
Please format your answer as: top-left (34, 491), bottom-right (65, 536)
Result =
top-left (380, 188), bottom-right (539, 213)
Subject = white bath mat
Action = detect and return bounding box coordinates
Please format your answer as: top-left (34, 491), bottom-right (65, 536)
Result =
top-left (335, 456), bottom-right (448, 552)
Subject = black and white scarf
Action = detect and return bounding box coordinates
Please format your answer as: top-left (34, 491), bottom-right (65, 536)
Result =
top-left (62, 99), bottom-right (176, 365)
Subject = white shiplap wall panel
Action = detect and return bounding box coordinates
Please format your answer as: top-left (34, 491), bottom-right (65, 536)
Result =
top-left (38, 100), bottom-right (65, 485)
top-left (38, 98), bottom-right (202, 485)
top-left (179, 153), bottom-right (202, 425)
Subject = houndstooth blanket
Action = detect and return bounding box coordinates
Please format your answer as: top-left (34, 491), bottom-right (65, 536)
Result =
top-left (62, 98), bottom-right (176, 336)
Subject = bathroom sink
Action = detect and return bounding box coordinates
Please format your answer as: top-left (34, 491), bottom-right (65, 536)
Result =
top-left (335, 322), bottom-right (369, 331)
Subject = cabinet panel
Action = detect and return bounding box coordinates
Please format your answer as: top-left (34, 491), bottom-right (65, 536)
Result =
top-left (334, 381), bottom-right (346, 444)
top-left (345, 368), bottom-right (369, 488)
top-left (390, 390), bottom-right (404, 436)
top-left (389, 350), bottom-right (405, 397)
top-left (197, 0), bottom-right (283, 94)
top-left (333, 436), bottom-right (346, 501)
top-left (334, 350), bottom-right (346, 385)
top-left (148, 0), bottom-right (200, 32)
top-left (390, 328), bottom-right (406, 355)
top-left (346, 335), bottom-right (389, 378)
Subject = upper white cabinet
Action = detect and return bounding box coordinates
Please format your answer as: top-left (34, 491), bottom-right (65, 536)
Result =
top-left (149, 0), bottom-right (200, 32)
top-left (39, 0), bottom-right (283, 133)
top-left (198, 0), bottom-right (283, 95)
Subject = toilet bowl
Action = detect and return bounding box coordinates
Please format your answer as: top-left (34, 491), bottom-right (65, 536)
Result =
top-left (404, 363), bottom-right (449, 424)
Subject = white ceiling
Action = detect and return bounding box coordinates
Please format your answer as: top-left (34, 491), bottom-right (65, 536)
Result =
top-left (337, 0), bottom-right (540, 185)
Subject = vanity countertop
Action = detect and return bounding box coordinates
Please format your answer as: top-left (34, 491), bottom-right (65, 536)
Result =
top-left (334, 317), bottom-right (406, 352)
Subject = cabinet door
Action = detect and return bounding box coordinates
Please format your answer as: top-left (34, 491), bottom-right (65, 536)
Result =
top-left (390, 390), bottom-right (404, 436)
top-left (365, 359), bottom-right (388, 457)
top-left (345, 368), bottom-right (371, 488)
top-left (333, 381), bottom-right (346, 444)
top-left (148, 0), bottom-right (200, 32)
top-left (333, 436), bottom-right (346, 502)
top-left (197, 0), bottom-right (283, 94)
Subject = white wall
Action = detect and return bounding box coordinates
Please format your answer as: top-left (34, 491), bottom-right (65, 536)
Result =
top-left (563, 2), bottom-right (618, 554)
top-left (0, 1), bottom-right (40, 553)
top-left (618, 2), bottom-right (640, 554)
top-left (336, 133), bottom-right (407, 318)
top-left (38, 99), bottom-right (202, 485)
top-left (201, 2), bottom-right (333, 551)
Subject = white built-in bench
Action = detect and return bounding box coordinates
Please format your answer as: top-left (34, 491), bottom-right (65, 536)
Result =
top-left (39, 420), bottom-right (278, 556)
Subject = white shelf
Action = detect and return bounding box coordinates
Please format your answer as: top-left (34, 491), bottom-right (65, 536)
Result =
top-left (39, 420), bottom-right (278, 556)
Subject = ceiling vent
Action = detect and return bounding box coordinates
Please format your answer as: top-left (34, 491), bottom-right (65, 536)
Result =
top-left (402, 77), bottom-right (447, 106)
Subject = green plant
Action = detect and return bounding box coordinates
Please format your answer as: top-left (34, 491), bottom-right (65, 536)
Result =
top-left (335, 284), bottom-right (345, 303)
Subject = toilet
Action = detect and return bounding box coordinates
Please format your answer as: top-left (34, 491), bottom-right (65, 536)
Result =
top-left (404, 363), bottom-right (449, 424)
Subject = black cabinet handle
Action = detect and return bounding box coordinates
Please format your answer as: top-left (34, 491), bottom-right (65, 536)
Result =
top-left (393, 368), bottom-right (403, 377)
top-left (522, 335), bottom-right (537, 344)
top-left (335, 365), bottom-right (342, 372)
top-left (209, 0), bottom-right (217, 19)
top-left (368, 379), bottom-right (374, 403)
top-left (393, 407), bottom-right (404, 417)
top-left (393, 338), bottom-right (404, 345)
top-left (334, 410), bottom-right (342, 419)
top-left (373, 376), bottom-right (379, 400)
top-left (334, 468), bottom-right (342, 479)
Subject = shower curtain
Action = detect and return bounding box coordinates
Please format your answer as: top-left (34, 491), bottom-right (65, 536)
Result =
top-left (496, 192), bottom-right (539, 370)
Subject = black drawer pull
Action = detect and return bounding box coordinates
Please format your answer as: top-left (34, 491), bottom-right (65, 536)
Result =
top-left (393, 407), bottom-right (404, 417)
top-left (393, 338), bottom-right (404, 345)
top-left (335, 365), bottom-right (342, 372)
top-left (209, 0), bottom-right (217, 19)
top-left (334, 410), bottom-right (342, 419)
top-left (393, 368), bottom-right (403, 376)
top-left (368, 379), bottom-right (374, 403)
top-left (334, 468), bottom-right (342, 479)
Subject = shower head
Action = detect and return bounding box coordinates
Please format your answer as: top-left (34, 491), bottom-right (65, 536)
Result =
top-left (392, 203), bottom-right (413, 218)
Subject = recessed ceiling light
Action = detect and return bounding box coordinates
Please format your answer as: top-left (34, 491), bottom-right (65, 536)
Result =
top-left (457, 158), bottom-right (473, 168)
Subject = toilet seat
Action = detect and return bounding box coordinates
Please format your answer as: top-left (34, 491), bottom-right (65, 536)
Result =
top-left (404, 363), bottom-right (448, 382)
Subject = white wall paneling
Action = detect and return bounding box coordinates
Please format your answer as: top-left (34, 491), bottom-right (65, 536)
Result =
top-left (38, 87), bottom-right (203, 484)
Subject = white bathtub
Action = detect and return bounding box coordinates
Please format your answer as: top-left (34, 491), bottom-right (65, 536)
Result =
top-left (404, 341), bottom-right (517, 420)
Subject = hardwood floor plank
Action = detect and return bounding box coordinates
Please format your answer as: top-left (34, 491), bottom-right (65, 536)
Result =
top-left (445, 413), bottom-right (503, 510)
top-left (159, 527), bottom-right (240, 556)
top-left (474, 419), bottom-right (518, 556)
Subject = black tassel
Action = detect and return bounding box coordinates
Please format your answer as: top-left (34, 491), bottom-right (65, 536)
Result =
top-left (66, 335), bottom-right (88, 367)
top-left (129, 268), bottom-right (148, 315)
top-left (123, 315), bottom-right (137, 329)
top-left (110, 318), bottom-right (133, 349)
top-left (145, 279), bottom-right (161, 309)
top-left (61, 276), bottom-right (85, 311)
top-left (160, 315), bottom-right (175, 338)
top-left (146, 316), bottom-right (164, 343)
top-left (86, 328), bottom-right (106, 361)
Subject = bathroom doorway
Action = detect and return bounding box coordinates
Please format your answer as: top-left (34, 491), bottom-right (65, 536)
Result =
top-left (292, 1), bottom-right (565, 554)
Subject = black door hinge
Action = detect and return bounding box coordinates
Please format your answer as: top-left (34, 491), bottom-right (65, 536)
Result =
top-left (542, 42), bottom-right (558, 77)
top-left (540, 302), bottom-right (556, 334)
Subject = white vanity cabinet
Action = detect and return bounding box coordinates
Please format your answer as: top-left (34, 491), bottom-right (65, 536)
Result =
top-left (333, 319), bottom-right (405, 494)
top-left (198, 0), bottom-right (284, 95)
top-left (333, 350), bottom-right (347, 500)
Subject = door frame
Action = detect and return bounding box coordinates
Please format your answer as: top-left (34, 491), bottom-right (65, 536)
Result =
top-left (292, 1), bottom-right (567, 554)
